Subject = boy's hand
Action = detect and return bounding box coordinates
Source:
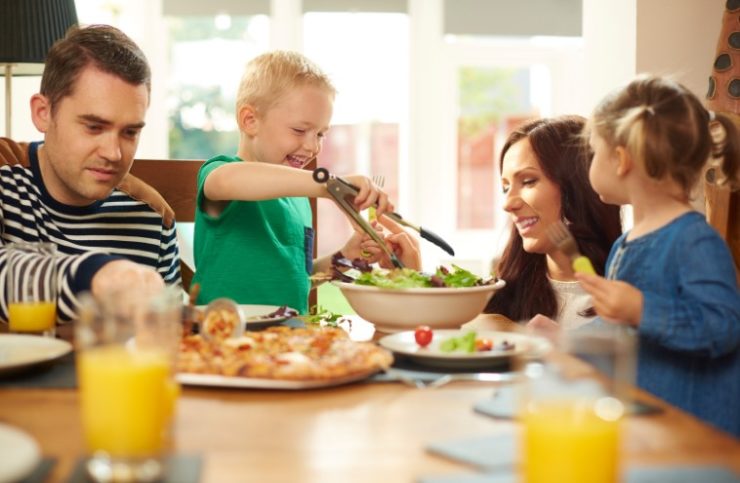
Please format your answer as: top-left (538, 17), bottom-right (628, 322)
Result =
top-left (576, 273), bottom-right (643, 326)
top-left (344, 175), bottom-right (394, 217)
top-left (376, 215), bottom-right (421, 270)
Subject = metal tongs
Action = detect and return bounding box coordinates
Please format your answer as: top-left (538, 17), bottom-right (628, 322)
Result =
top-left (313, 168), bottom-right (455, 268)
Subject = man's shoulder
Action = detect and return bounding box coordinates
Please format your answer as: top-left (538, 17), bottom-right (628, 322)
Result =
top-left (116, 174), bottom-right (176, 229)
top-left (0, 138), bottom-right (31, 167)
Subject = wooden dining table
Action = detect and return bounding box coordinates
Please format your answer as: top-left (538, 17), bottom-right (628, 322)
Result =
top-left (2, 314), bottom-right (739, 482)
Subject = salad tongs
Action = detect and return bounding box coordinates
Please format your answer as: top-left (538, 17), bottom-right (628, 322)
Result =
top-left (313, 167), bottom-right (404, 268)
top-left (313, 167), bottom-right (456, 264)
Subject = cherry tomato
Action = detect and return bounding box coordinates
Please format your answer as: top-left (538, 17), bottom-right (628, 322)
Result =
top-left (414, 325), bottom-right (433, 347)
top-left (475, 338), bottom-right (493, 352)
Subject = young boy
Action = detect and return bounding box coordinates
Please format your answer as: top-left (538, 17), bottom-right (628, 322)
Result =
top-left (193, 51), bottom-right (392, 313)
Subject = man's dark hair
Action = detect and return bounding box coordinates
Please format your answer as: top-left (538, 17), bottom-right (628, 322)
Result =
top-left (40, 24), bottom-right (151, 112)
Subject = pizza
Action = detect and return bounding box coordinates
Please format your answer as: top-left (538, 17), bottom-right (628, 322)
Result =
top-left (177, 325), bottom-right (393, 381)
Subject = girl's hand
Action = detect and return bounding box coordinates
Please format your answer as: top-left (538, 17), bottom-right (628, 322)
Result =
top-left (343, 174), bottom-right (394, 218)
top-left (376, 215), bottom-right (422, 270)
top-left (576, 273), bottom-right (644, 326)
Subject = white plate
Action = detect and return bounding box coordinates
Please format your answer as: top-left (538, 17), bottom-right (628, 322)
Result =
top-left (0, 334), bottom-right (73, 376)
top-left (196, 304), bottom-right (297, 330)
top-left (378, 330), bottom-right (551, 370)
top-left (0, 423), bottom-right (41, 482)
top-left (177, 368), bottom-right (378, 390)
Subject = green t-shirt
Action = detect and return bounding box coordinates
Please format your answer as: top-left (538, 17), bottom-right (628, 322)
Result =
top-left (193, 155), bottom-right (314, 313)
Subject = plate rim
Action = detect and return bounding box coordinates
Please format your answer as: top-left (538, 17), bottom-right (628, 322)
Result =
top-left (0, 334), bottom-right (73, 374)
top-left (195, 303), bottom-right (297, 329)
top-left (0, 423), bottom-right (41, 482)
top-left (176, 368), bottom-right (378, 390)
top-left (378, 329), bottom-right (550, 363)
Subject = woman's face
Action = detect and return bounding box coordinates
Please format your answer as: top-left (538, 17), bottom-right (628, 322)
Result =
top-left (501, 138), bottom-right (562, 255)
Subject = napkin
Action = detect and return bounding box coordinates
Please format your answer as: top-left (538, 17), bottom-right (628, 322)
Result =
top-left (426, 433), bottom-right (517, 471)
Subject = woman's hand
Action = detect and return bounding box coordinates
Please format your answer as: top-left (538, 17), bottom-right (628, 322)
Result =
top-left (376, 215), bottom-right (422, 270)
top-left (576, 273), bottom-right (643, 326)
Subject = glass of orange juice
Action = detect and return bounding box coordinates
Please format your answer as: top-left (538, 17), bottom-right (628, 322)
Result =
top-left (518, 328), bottom-right (635, 483)
top-left (7, 242), bottom-right (57, 337)
top-left (75, 288), bottom-right (182, 482)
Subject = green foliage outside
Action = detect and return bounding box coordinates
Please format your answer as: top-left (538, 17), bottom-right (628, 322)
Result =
top-left (458, 67), bottom-right (525, 138)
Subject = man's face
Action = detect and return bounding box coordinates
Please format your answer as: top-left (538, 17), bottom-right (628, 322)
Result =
top-left (35, 66), bottom-right (148, 206)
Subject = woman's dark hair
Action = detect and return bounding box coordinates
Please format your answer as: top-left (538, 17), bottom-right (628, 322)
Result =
top-left (484, 115), bottom-right (622, 321)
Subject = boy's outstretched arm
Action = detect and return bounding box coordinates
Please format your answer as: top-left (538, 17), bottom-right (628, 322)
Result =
top-left (204, 162), bottom-right (393, 216)
top-left (576, 273), bottom-right (644, 326)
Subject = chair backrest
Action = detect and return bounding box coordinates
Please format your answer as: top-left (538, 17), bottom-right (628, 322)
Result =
top-left (129, 158), bottom-right (319, 308)
top-left (129, 159), bottom-right (203, 291)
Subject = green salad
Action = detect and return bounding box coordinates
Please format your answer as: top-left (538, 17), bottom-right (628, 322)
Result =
top-left (353, 265), bottom-right (491, 289)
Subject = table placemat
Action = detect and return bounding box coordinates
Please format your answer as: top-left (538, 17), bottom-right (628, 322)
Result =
top-left (0, 352), bottom-right (77, 389)
top-left (370, 354), bottom-right (515, 384)
top-left (66, 455), bottom-right (202, 483)
top-left (418, 466), bottom-right (740, 483)
top-left (473, 385), bottom-right (664, 419)
top-left (425, 432), bottom-right (738, 483)
top-left (19, 457), bottom-right (55, 483)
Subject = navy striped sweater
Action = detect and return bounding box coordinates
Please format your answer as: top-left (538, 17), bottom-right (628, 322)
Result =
top-left (0, 141), bottom-right (181, 323)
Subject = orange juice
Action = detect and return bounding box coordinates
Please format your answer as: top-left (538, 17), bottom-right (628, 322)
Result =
top-left (78, 345), bottom-right (177, 457)
top-left (522, 400), bottom-right (621, 483)
top-left (8, 301), bottom-right (56, 333)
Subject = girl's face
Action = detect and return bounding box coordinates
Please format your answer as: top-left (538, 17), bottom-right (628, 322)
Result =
top-left (501, 138), bottom-right (562, 255)
top-left (248, 84), bottom-right (333, 168)
top-left (588, 129), bottom-right (625, 205)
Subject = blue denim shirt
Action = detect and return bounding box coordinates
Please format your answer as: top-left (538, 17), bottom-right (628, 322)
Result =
top-left (605, 212), bottom-right (740, 437)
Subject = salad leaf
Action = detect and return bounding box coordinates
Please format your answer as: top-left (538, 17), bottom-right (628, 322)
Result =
top-left (354, 268), bottom-right (433, 289)
top-left (439, 331), bottom-right (477, 353)
top-left (304, 305), bottom-right (344, 327)
top-left (353, 265), bottom-right (489, 289)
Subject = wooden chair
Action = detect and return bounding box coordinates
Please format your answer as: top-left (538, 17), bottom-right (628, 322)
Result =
top-left (129, 159), bottom-right (203, 292)
top-left (129, 158), bottom-right (318, 307)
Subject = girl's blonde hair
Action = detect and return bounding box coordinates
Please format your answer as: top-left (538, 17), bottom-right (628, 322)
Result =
top-left (591, 75), bottom-right (739, 194)
top-left (235, 50), bottom-right (336, 119)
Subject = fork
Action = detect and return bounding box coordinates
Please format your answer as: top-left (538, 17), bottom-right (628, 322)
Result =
top-left (369, 175), bottom-right (385, 222)
top-left (546, 221), bottom-right (596, 275)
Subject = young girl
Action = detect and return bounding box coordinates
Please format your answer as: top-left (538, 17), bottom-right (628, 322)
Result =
top-left (578, 75), bottom-right (740, 437)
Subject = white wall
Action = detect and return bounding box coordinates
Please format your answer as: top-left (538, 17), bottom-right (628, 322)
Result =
top-left (583, 0), bottom-right (725, 109)
top-left (636, 0), bottom-right (724, 99)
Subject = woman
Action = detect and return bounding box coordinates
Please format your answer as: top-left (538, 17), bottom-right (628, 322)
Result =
top-left (484, 115), bottom-right (622, 329)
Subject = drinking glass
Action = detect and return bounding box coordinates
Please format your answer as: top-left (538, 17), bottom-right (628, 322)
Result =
top-left (518, 327), bottom-right (636, 483)
top-left (75, 287), bottom-right (182, 482)
top-left (6, 242), bottom-right (57, 337)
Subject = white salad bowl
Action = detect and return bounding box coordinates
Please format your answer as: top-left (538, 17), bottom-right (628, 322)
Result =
top-left (334, 279), bottom-right (506, 333)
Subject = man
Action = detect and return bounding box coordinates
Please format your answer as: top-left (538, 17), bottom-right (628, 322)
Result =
top-left (0, 24), bottom-right (180, 323)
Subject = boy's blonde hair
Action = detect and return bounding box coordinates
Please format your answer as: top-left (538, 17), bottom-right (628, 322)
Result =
top-left (591, 75), bottom-right (739, 194)
top-left (236, 50), bottom-right (336, 118)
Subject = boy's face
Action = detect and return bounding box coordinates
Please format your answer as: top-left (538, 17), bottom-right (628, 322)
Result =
top-left (249, 84), bottom-right (333, 168)
top-left (588, 129), bottom-right (625, 205)
top-left (32, 66), bottom-right (148, 206)
top-left (500, 138), bottom-right (563, 255)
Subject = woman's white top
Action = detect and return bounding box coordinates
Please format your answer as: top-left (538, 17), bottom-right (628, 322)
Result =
top-left (549, 278), bottom-right (595, 330)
